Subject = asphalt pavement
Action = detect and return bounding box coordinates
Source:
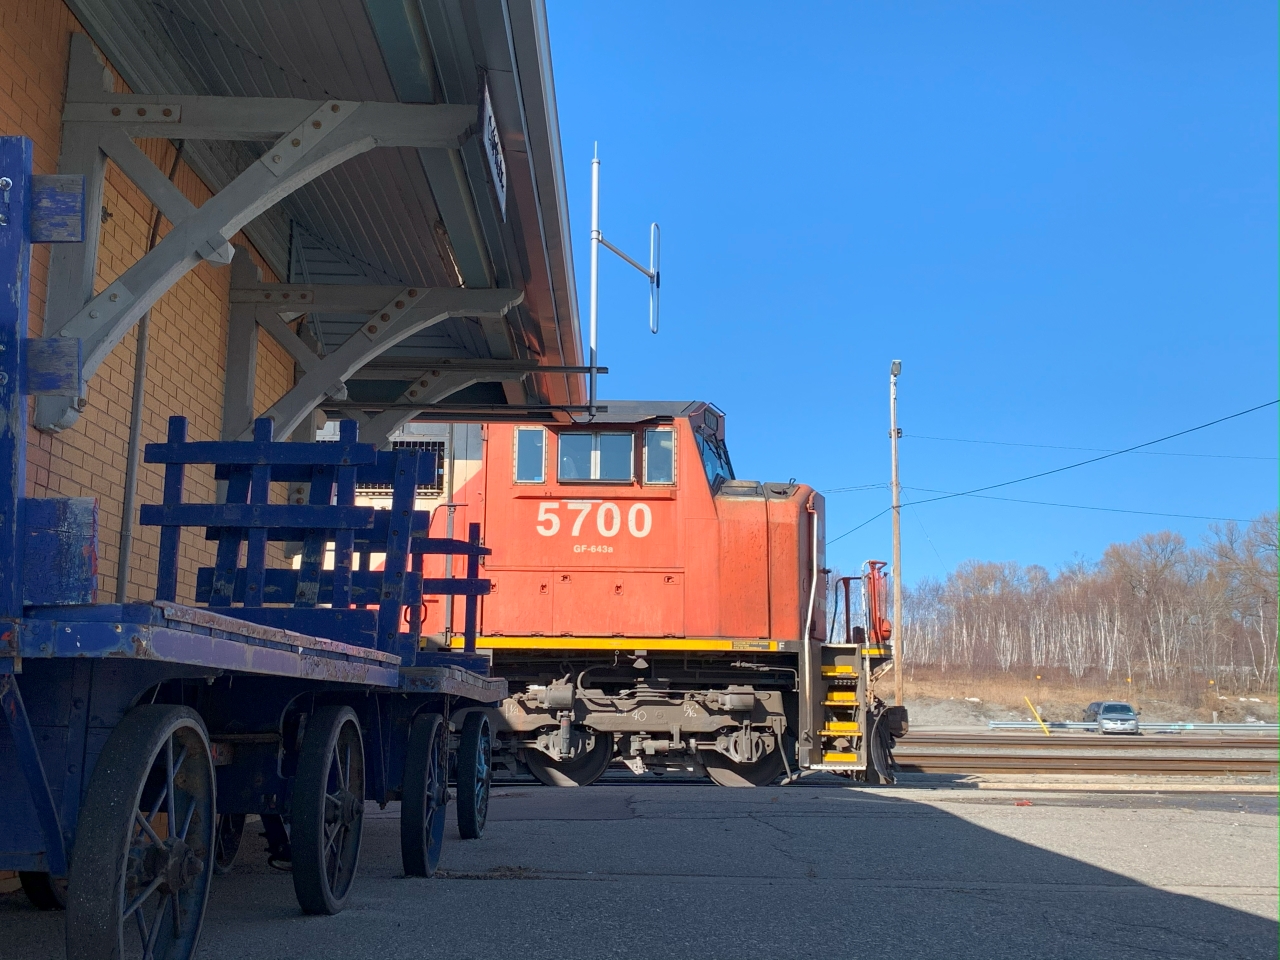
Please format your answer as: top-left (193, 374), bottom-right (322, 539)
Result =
top-left (2, 776), bottom-right (1276, 959)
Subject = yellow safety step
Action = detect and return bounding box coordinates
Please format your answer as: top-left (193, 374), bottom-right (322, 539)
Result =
top-left (820, 722), bottom-right (861, 736)
top-left (825, 690), bottom-right (858, 702)
top-left (822, 701), bottom-right (860, 708)
top-left (821, 665), bottom-right (858, 676)
top-left (823, 752), bottom-right (859, 763)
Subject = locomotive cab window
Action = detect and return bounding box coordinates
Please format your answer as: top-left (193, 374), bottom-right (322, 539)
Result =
top-left (514, 427), bottom-right (545, 482)
top-left (644, 428), bottom-right (675, 484)
top-left (558, 432), bottom-right (634, 482)
top-left (695, 432), bottom-right (734, 491)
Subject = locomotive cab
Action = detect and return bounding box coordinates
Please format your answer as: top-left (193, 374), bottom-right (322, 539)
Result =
top-left (466, 401), bottom-right (824, 649)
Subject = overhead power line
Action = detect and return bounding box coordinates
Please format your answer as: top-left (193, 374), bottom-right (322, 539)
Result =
top-left (825, 482), bottom-right (887, 494)
top-left (907, 434), bottom-right (1277, 462)
top-left (904, 486), bottom-right (1248, 523)
top-left (828, 399), bottom-right (1278, 545)
top-left (826, 491), bottom-right (1250, 546)
top-left (903, 399), bottom-right (1278, 507)
top-left (830, 507), bottom-right (892, 543)
top-left (828, 488), bottom-right (1250, 545)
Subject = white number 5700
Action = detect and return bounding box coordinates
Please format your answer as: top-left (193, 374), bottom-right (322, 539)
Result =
top-left (535, 501), bottom-right (651, 539)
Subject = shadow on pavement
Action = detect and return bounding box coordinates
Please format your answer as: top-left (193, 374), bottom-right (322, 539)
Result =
top-left (0, 782), bottom-right (1274, 960)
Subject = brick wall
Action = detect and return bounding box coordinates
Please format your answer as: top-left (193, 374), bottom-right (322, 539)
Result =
top-left (0, 1), bottom-right (295, 604)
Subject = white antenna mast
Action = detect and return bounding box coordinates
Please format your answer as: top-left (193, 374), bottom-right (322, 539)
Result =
top-left (588, 144), bottom-right (660, 417)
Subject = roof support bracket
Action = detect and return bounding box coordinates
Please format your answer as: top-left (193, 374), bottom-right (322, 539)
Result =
top-left (36, 33), bottom-right (477, 434)
top-left (346, 369), bottom-right (480, 450)
top-left (230, 272), bottom-right (522, 441)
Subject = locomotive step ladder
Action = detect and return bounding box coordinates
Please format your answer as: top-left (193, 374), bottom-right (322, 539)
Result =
top-left (799, 564), bottom-right (906, 781)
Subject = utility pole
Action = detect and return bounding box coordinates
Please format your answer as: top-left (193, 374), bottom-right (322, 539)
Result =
top-left (889, 359), bottom-right (903, 707)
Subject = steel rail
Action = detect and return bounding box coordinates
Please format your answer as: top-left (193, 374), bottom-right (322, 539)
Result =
top-left (904, 734), bottom-right (1279, 751)
top-left (893, 752), bottom-right (1278, 776)
top-left (989, 721), bottom-right (1279, 733)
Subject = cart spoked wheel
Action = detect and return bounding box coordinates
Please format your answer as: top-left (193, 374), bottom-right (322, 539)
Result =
top-left (700, 746), bottom-right (785, 787)
top-left (291, 706), bottom-right (365, 915)
top-left (66, 704), bottom-right (215, 960)
top-left (524, 729), bottom-right (613, 787)
top-left (401, 713), bottom-right (448, 876)
top-left (19, 872), bottom-right (67, 910)
top-left (456, 713), bottom-right (492, 840)
top-left (212, 814), bottom-right (246, 875)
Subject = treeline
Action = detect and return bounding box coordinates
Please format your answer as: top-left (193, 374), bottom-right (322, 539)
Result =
top-left (842, 513), bottom-right (1277, 695)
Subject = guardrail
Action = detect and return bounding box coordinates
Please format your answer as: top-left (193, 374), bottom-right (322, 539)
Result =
top-left (988, 721), bottom-right (1280, 733)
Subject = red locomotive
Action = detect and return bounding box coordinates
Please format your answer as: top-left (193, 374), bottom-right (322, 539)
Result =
top-left (363, 401), bottom-right (904, 786)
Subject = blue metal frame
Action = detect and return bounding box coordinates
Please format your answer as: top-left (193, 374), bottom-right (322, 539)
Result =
top-left (138, 412), bottom-right (491, 661)
top-left (0, 135), bottom-right (505, 883)
top-left (0, 136), bottom-right (34, 624)
top-left (0, 674), bottom-right (67, 875)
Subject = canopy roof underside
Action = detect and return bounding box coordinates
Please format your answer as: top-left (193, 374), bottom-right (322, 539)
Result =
top-left (66, 0), bottom-right (584, 413)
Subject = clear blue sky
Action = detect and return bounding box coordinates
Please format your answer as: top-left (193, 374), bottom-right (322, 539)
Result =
top-left (546, 1), bottom-right (1278, 584)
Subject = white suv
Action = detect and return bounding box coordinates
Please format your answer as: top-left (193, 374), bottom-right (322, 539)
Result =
top-left (1096, 702), bottom-right (1140, 735)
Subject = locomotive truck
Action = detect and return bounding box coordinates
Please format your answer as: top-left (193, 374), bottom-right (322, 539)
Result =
top-left (354, 400), bottom-right (908, 787)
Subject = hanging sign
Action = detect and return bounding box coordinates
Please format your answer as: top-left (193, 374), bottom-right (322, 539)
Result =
top-left (481, 83), bottom-right (507, 218)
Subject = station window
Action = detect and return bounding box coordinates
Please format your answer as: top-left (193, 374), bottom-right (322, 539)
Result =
top-left (514, 427), bottom-right (545, 482)
top-left (644, 428), bottom-right (675, 484)
top-left (356, 439), bottom-right (445, 496)
top-left (558, 432), bottom-right (634, 482)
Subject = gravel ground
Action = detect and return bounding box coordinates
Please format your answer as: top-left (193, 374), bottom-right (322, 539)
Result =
top-left (906, 696), bottom-right (1025, 726)
top-left (1, 778), bottom-right (1275, 960)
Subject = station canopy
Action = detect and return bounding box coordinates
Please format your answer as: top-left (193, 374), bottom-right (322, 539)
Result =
top-left (64, 0), bottom-right (586, 433)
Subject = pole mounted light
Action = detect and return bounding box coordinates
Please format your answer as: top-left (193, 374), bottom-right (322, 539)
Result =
top-left (588, 145), bottom-right (661, 417)
top-left (889, 359), bottom-right (903, 708)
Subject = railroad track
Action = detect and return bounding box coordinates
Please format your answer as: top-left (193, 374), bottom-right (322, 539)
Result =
top-left (893, 733), bottom-right (1278, 776)
top-left (893, 754), bottom-right (1278, 776)
top-left (904, 733), bottom-right (1279, 751)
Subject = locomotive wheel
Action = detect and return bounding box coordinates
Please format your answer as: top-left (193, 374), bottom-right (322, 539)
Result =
top-left (212, 814), bottom-right (246, 875)
top-left (400, 713), bottom-right (448, 876)
top-left (456, 713), bottom-right (492, 840)
top-left (291, 706), bottom-right (365, 915)
top-left (66, 704), bottom-right (215, 960)
top-left (19, 872), bottom-right (67, 910)
top-left (524, 730), bottom-right (613, 787)
top-left (701, 747), bottom-right (785, 788)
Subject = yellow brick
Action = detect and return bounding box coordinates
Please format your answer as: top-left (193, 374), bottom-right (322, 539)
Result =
top-left (7, 0), bottom-right (295, 602)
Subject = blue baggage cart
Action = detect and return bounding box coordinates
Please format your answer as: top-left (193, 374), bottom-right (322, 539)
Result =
top-left (0, 135), bottom-right (503, 959)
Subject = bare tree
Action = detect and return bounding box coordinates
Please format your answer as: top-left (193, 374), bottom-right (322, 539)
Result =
top-left (898, 512), bottom-right (1278, 695)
